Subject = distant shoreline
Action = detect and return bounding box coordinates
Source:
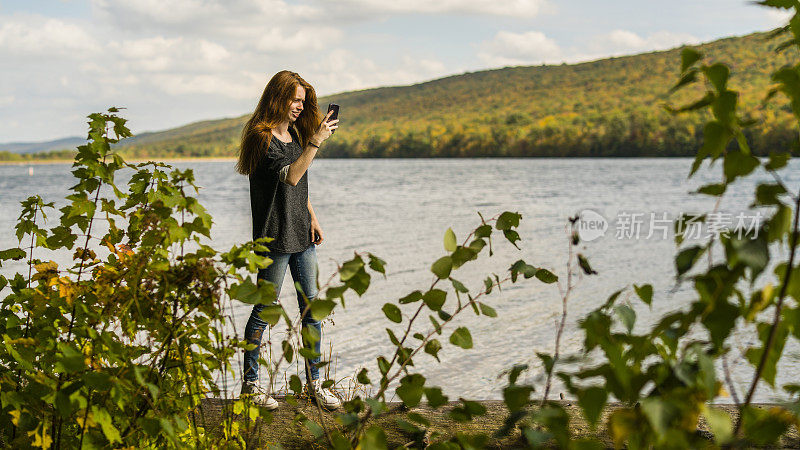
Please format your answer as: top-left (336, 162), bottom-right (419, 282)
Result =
top-left (0, 156), bottom-right (239, 165)
top-left (0, 155), bottom-right (727, 166)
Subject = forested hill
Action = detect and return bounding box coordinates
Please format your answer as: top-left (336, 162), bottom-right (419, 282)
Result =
top-left (17, 30), bottom-right (800, 160)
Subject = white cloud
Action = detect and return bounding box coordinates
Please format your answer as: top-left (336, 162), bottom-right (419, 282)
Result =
top-left (335, 0), bottom-right (551, 18)
top-left (253, 27), bottom-right (344, 54)
top-left (152, 73), bottom-right (255, 98)
top-left (0, 14), bottom-right (100, 56)
top-left (475, 28), bottom-right (701, 69)
top-left (106, 37), bottom-right (232, 72)
top-left (310, 49), bottom-right (449, 94)
top-left (90, 0), bottom-right (322, 35)
top-left (477, 30), bottom-right (563, 66)
top-left (586, 30), bottom-right (699, 57)
top-left (765, 8), bottom-right (793, 26)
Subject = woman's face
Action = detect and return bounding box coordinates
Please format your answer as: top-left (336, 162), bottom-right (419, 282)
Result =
top-left (288, 85), bottom-right (305, 122)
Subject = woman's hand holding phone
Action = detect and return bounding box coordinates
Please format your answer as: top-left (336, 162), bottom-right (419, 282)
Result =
top-left (312, 108), bottom-right (339, 145)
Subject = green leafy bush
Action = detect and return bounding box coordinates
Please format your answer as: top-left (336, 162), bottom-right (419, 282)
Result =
top-left (0, 109), bottom-right (282, 448)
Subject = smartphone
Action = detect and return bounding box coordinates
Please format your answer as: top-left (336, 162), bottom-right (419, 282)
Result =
top-left (327, 103), bottom-right (339, 134)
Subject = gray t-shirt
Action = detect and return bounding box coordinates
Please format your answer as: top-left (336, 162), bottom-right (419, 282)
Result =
top-left (249, 126), bottom-right (311, 253)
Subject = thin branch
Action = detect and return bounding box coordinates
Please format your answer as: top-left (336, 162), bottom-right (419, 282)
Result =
top-left (734, 185), bottom-right (800, 435)
top-left (722, 353), bottom-right (741, 407)
top-left (542, 220), bottom-right (575, 405)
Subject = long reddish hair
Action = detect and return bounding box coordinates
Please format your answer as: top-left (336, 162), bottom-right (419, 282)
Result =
top-left (236, 70), bottom-right (321, 175)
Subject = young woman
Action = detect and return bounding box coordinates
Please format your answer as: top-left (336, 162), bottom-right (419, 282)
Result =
top-left (236, 70), bottom-right (339, 410)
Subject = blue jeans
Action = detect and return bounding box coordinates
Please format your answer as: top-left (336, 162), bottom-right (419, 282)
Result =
top-left (242, 244), bottom-right (321, 383)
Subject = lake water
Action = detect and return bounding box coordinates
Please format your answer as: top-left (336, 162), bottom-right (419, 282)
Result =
top-left (1, 158), bottom-right (799, 403)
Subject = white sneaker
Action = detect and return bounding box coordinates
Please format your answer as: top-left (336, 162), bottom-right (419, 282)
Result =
top-left (306, 379), bottom-right (341, 410)
top-left (240, 381), bottom-right (279, 411)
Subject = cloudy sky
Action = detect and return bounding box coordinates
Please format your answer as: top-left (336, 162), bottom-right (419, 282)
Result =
top-left (0, 0), bottom-right (792, 142)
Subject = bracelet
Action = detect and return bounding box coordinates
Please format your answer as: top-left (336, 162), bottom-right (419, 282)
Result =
top-left (308, 141), bottom-right (320, 149)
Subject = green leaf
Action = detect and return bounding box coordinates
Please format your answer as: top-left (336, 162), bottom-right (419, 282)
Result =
top-left (510, 259), bottom-right (538, 282)
top-left (506, 364), bottom-right (528, 385)
top-left (382, 330), bottom-right (399, 348)
top-left (449, 398), bottom-right (486, 422)
top-left (396, 374), bottom-right (426, 407)
top-left (258, 304), bottom-right (283, 326)
top-left (503, 384), bottom-right (533, 412)
top-left (310, 299), bottom-right (336, 321)
top-left (92, 406), bottom-right (122, 443)
top-left (304, 419), bottom-right (324, 439)
top-left (535, 268), bottom-right (558, 283)
top-left (429, 315), bottom-right (442, 334)
top-left (474, 224), bottom-right (492, 238)
top-left (741, 406), bottom-right (792, 446)
top-left (423, 289), bottom-right (447, 311)
top-left (382, 303), bottom-right (402, 323)
top-left (754, 183), bottom-right (787, 206)
top-left (577, 387), bottom-right (607, 427)
top-left (614, 305), bottom-right (636, 333)
top-left (444, 228), bottom-right (457, 252)
top-left (676, 245), bottom-right (705, 277)
top-left (377, 357), bottom-right (390, 375)
top-left (745, 321), bottom-right (790, 387)
top-left (399, 290), bottom-right (423, 304)
top-left (669, 91), bottom-right (714, 114)
top-left (641, 398), bottom-right (679, 437)
top-left (768, 205), bottom-right (793, 243)
top-left (765, 151), bottom-right (790, 170)
top-left (503, 229), bottom-right (521, 248)
top-left (478, 302), bottom-right (497, 317)
top-left (289, 375), bottom-right (302, 394)
top-left (424, 339), bottom-right (442, 362)
top-left (56, 343), bottom-right (86, 373)
top-left (324, 284), bottom-right (347, 301)
top-left (758, 0), bottom-right (796, 9)
top-left (450, 277), bottom-right (469, 293)
top-left (347, 269), bottom-right (371, 296)
top-left (699, 121), bottom-right (729, 161)
top-left (467, 238), bottom-right (486, 253)
top-left (703, 405), bottom-right (733, 444)
top-left (431, 256), bottom-right (453, 279)
top-left (360, 426), bottom-right (388, 450)
top-left (704, 63), bottom-right (730, 92)
top-left (713, 90), bottom-right (738, 126)
top-left (368, 253), bottom-right (387, 277)
top-left (449, 327), bottom-right (473, 349)
top-left (724, 150), bottom-right (760, 183)
top-left (424, 387), bottom-right (448, 408)
top-left (680, 47), bottom-right (702, 72)
top-left (633, 283), bottom-right (653, 306)
top-left (694, 183), bottom-right (727, 196)
top-left (670, 69), bottom-right (698, 94)
top-left (406, 412), bottom-right (431, 427)
top-left (601, 288), bottom-right (625, 310)
top-left (701, 298), bottom-right (739, 350)
top-left (536, 352), bottom-right (554, 373)
top-left (0, 247), bottom-right (26, 263)
top-left (339, 255), bottom-right (365, 281)
top-left (451, 246), bottom-right (478, 268)
top-left (229, 277), bottom-right (277, 305)
top-left (495, 211), bottom-right (521, 230)
top-left (727, 233), bottom-right (769, 280)
top-left (577, 254), bottom-right (597, 275)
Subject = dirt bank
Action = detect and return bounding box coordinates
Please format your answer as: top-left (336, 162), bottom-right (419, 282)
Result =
top-left (196, 397), bottom-right (799, 448)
